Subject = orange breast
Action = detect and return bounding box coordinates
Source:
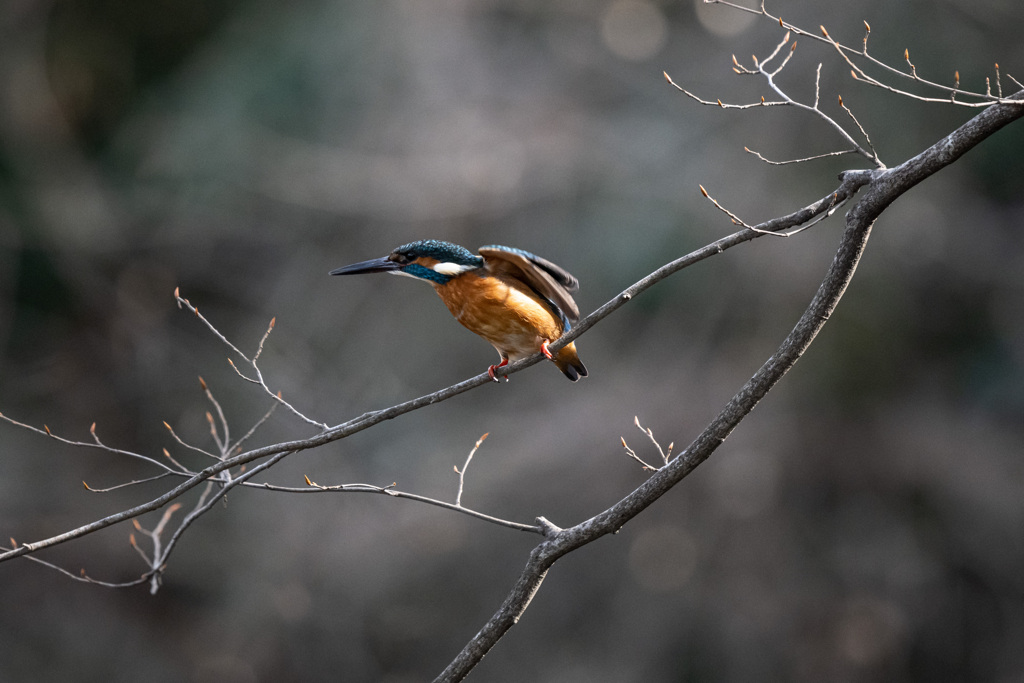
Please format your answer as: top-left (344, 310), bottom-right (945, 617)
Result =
top-left (433, 273), bottom-right (565, 360)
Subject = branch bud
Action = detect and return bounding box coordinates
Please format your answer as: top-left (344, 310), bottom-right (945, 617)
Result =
top-left (198, 376), bottom-right (208, 390)
top-left (838, 95), bottom-right (844, 106)
top-left (269, 317), bottom-right (276, 329)
top-left (779, 17), bottom-right (784, 27)
top-left (820, 25), bottom-right (830, 39)
top-left (863, 20), bottom-right (870, 32)
top-left (90, 422), bottom-right (96, 435)
top-left (132, 519), bottom-right (142, 531)
top-left (44, 424), bottom-right (51, 435)
top-left (163, 421), bottom-right (172, 432)
top-left (851, 70), bottom-right (858, 80)
top-left (699, 184), bottom-right (709, 197)
top-left (304, 475), bottom-right (313, 486)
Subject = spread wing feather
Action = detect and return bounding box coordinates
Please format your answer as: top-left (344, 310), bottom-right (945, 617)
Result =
top-left (478, 245), bottom-right (581, 322)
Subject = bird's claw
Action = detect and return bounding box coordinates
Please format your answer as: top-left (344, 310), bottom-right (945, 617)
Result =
top-left (488, 360), bottom-right (509, 383)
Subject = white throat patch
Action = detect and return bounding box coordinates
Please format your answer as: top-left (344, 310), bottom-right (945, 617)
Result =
top-left (432, 262), bottom-right (477, 276)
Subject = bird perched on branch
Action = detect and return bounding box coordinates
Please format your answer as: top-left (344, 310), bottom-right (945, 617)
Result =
top-left (330, 240), bottom-right (588, 382)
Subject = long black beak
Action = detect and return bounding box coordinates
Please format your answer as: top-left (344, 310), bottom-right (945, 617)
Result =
top-left (329, 256), bottom-right (401, 276)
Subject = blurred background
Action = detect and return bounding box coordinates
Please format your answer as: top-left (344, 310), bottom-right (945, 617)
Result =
top-left (1, 0), bottom-right (1022, 681)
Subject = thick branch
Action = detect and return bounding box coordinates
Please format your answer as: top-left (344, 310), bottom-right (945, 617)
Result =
top-left (435, 91), bottom-right (1024, 682)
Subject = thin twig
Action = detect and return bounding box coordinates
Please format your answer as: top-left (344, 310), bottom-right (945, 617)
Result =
top-left (302, 475), bottom-right (542, 534)
top-left (199, 377), bottom-right (230, 454)
top-left (228, 401), bottom-right (279, 456)
top-left (162, 420), bottom-right (219, 461)
top-left (0, 413), bottom-right (177, 473)
top-left (83, 473), bottom-right (174, 493)
top-left (620, 437), bottom-right (656, 471)
top-left (455, 433), bottom-right (489, 507)
top-left (745, 146), bottom-right (859, 165)
top-left (176, 290), bottom-right (327, 431)
top-left (0, 542), bottom-right (152, 588)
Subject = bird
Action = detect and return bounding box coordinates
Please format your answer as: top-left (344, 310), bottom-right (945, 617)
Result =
top-left (330, 240), bottom-right (587, 382)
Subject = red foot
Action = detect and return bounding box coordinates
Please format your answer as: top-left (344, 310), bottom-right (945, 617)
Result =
top-left (487, 358), bottom-right (509, 383)
top-left (540, 340), bottom-right (554, 360)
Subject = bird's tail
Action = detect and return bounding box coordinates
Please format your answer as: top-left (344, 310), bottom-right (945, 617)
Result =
top-left (553, 343), bottom-right (588, 382)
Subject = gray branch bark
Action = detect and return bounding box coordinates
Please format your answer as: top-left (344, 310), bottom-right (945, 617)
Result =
top-left (434, 92), bottom-right (1024, 682)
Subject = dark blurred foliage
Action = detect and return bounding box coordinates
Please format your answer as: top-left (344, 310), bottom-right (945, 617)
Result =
top-left (1, 0), bottom-right (1022, 681)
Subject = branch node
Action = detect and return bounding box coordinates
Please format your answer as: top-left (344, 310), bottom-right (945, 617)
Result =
top-left (535, 517), bottom-right (562, 537)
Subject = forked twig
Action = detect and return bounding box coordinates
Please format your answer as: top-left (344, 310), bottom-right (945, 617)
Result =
top-left (620, 416), bottom-right (674, 471)
top-left (175, 288), bottom-right (327, 431)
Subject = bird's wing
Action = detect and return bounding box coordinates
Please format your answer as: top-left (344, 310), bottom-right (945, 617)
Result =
top-left (478, 245), bottom-right (581, 322)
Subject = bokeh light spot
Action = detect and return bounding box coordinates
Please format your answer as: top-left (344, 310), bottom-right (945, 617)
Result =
top-left (601, 0), bottom-right (669, 62)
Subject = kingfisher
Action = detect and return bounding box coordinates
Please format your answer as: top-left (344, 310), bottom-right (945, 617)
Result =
top-left (330, 240), bottom-right (588, 382)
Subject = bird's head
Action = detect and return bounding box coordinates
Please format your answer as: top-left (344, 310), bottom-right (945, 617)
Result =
top-left (330, 240), bottom-right (484, 285)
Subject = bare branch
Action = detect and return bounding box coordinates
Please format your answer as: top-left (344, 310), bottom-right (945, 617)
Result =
top-left (837, 94), bottom-right (880, 164)
top-left (620, 436), bottom-right (656, 471)
top-left (699, 184), bottom-right (754, 229)
top-left (1, 160), bottom-right (873, 567)
top-left (745, 146), bottom-right (859, 165)
top-left (0, 412), bottom-right (178, 473)
top-left (454, 433), bottom-right (489, 508)
top-left (703, 1), bottom-right (1017, 107)
top-left (435, 89), bottom-right (1024, 682)
top-left (664, 71), bottom-right (784, 109)
top-left (635, 416), bottom-right (671, 467)
top-left (199, 376), bottom-right (230, 454)
top-left (668, 37), bottom-right (885, 167)
top-left (83, 473), bottom-right (175, 493)
top-left (228, 401), bottom-right (279, 456)
top-left (176, 290), bottom-right (327, 431)
top-left (302, 474), bottom-right (541, 534)
top-left (0, 541), bottom-right (152, 589)
top-left (162, 419), bottom-right (219, 461)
